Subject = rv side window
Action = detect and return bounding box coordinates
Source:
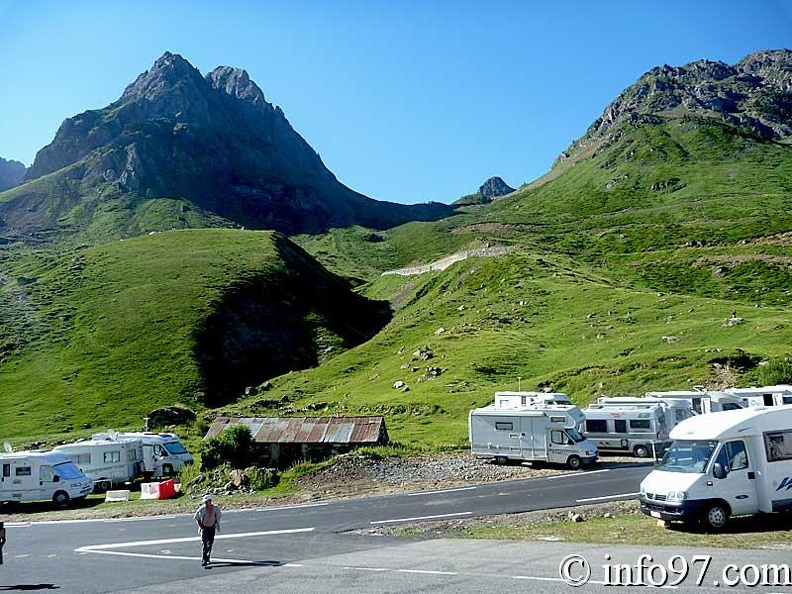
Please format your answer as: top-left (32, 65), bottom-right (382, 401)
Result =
top-left (40, 465), bottom-right (54, 482)
top-left (128, 449), bottom-right (138, 461)
top-left (495, 422), bottom-right (513, 431)
top-left (551, 430), bottom-right (570, 445)
top-left (614, 419), bottom-right (627, 433)
top-left (716, 441), bottom-right (748, 471)
top-left (722, 403), bottom-right (742, 411)
top-left (765, 431), bottom-right (792, 462)
top-left (74, 453), bottom-right (91, 466)
top-left (783, 396), bottom-right (792, 405)
top-left (549, 416), bottom-right (565, 424)
top-left (15, 466), bottom-right (31, 476)
top-left (586, 419), bottom-right (607, 433)
top-left (2, 463), bottom-right (9, 478)
top-left (104, 451), bottom-right (122, 463)
top-left (629, 419), bottom-right (651, 430)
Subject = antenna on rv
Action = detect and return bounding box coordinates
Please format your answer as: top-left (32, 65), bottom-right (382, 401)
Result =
top-left (3, 442), bottom-right (12, 453)
top-left (108, 429), bottom-right (118, 441)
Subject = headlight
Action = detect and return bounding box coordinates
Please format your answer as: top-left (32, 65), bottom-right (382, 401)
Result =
top-left (667, 491), bottom-right (688, 503)
top-left (639, 485), bottom-right (646, 497)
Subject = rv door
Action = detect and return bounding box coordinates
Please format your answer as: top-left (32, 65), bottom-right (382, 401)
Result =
top-left (709, 440), bottom-right (757, 517)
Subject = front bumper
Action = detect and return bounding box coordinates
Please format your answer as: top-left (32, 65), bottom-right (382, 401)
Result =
top-left (639, 496), bottom-right (708, 522)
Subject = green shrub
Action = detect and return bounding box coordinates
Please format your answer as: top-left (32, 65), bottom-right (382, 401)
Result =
top-left (759, 357), bottom-right (792, 386)
top-left (199, 424), bottom-right (255, 470)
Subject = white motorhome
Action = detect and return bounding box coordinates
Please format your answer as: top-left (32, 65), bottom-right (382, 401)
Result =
top-left (645, 390), bottom-right (744, 414)
top-left (597, 396), bottom-right (695, 430)
top-left (91, 431), bottom-right (193, 477)
top-left (0, 450), bottom-right (93, 505)
top-left (493, 391), bottom-right (573, 409)
top-left (54, 439), bottom-right (145, 492)
top-left (723, 385), bottom-right (792, 408)
top-left (582, 402), bottom-right (669, 458)
top-left (469, 404), bottom-right (598, 469)
top-left (640, 405), bottom-right (792, 530)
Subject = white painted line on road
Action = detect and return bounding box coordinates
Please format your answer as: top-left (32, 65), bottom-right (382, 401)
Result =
top-left (576, 492), bottom-right (639, 503)
top-left (347, 566), bottom-right (390, 572)
top-left (397, 569), bottom-right (458, 576)
top-left (370, 512), bottom-right (472, 525)
top-left (544, 469), bottom-right (610, 479)
top-left (251, 502), bottom-right (329, 512)
top-left (406, 486), bottom-right (477, 497)
top-left (75, 527), bottom-right (315, 555)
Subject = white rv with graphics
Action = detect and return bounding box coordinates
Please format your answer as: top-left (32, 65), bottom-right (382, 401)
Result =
top-left (582, 402), bottom-right (670, 458)
top-left (596, 396), bottom-right (695, 430)
top-left (54, 439), bottom-right (145, 492)
top-left (640, 405), bottom-right (792, 530)
top-left (469, 404), bottom-right (597, 469)
top-left (91, 431), bottom-right (193, 477)
top-left (645, 390), bottom-right (744, 414)
top-left (0, 450), bottom-right (93, 505)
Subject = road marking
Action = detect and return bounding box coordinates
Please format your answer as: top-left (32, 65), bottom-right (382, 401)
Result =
top-left (252, 502), bottom-right (329, 512)
top-left (576, 492), bottom-right (639, 503)
top-left (370, 512), bottom-right (472, 524)
top-left (406, 486), bottom-right (477, 497)
top-left (75, 527), bottom-right (315, 556)
top-left (397, 569), bottom-right (458, 576)
top-left (544, 469), bottom-right (610, 479)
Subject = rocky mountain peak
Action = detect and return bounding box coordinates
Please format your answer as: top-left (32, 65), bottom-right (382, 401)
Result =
top-left (479, 176), bottom-right (515, 200)
top-left (118, 51), bottom-right (206, 105)
top-left (207, 66), bottom-right (269, 109)
top-left (0, 157), bottom-right (27, 191)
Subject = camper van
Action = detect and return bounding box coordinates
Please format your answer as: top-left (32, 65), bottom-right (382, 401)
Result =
top-left (645, 390), bottom-right (744, 414)
top-left (596, 396), bottom-right (695, 430)
top-left (582, 402), bottom-right (669, 458)
top-left (640, 406), bottom-right (792, 530)
top-left (91, 431), bottom-right (193, 477)
top-left (469, 404), bottom-right (598, 469)
top-left (54, 439), bottom-right (145, 492)
top-left (723, 385), bottom-right (792, 408)
top-left (493, 391), bottom-right (573, 409)
top-left (0, 450), bottom-right (93, 505)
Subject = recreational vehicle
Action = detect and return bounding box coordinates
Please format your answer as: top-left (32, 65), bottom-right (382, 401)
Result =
top-left (0, 450), bottom-right (93, 505)
top-left (640, 405), bottom-right (792, 530)
top-left (722, 385), bottom-right (792, 408)
top-left (469, 404), bottom-right (598, 469)
top-left (582, 402), bottom-right (669, 458)
top-left (645, 390), bottom-right (744, 414)
top-left (91, 431), bottom-right (193, 477)
top-left (493, 391), bottom-right (573, 409)
top-left (54, 438), bottom-right (145, 491)
top-left (596, 396), bottom-right (695, 430)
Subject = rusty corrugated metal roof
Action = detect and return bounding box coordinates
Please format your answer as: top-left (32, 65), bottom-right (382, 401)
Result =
top-left (205, 416), bottom-right (386, 444)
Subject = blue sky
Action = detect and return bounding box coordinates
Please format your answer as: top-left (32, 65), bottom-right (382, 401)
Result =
top-left (1, 1), bottom-right (790, 204)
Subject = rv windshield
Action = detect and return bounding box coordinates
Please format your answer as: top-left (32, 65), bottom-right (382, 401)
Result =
top-left (566, 428), bottom-right (586, 443)
top-left (163, 442), bottom-right (188, 455)
top-left (656, 440), bottom-right (718, 473)
top-left (53, 460), bottom-right (85, 480)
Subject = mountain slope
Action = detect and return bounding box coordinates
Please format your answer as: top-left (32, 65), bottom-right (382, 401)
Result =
top-left (0, 52), bottom-right (452, 244)
top-left (0, 229), bottom-right (390, 442)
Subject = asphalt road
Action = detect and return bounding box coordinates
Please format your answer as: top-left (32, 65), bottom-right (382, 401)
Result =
top-left (7, 464), bottom-right (787, 593)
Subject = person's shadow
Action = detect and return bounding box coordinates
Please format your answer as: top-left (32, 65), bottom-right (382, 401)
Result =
top-left (204, 560), bottom-right (283, 568)
top-left (0, 585), bottom-right (60, 590)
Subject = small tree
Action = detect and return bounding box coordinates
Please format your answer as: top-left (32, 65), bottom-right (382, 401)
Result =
top-left (758, 357), bottom-right (792, 386)
top-left (199, 424), bottom-right (255, 470)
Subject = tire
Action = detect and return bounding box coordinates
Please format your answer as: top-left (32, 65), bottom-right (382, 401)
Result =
top-left (52, 490), bottom-right (70, 506)
top-left (494, 456), bottom-right (508, 466)
top-left (162, 464), bottom-right (174, 475)
top-left (567, 455), bottom-right (582, 470)
top-left (701, 502), bottom-right (730, 531)
top-left (95, 480), bottom-right (111, 493)
top-left (634, 445), bottom-right (650, 458)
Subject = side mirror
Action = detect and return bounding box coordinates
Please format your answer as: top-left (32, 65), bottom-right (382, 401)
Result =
top-left (53, 475), bottom-right (60, 482)
top-left (713, 462), bottom-right (727, 479)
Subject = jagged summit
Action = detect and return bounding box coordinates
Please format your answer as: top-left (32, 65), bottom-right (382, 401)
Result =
top-left (8, 52), bottom-right (452, 241)
top-left (556, 48), bottom-right (792, 167)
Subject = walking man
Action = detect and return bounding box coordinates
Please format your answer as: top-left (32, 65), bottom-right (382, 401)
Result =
top-left (0, 521), bottom-right (6, 566)
top-left (194, 495), bottom-right (221, 566)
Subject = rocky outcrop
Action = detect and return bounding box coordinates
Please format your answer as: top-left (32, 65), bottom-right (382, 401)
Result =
top-left (556, 49), bottom-right (792, 166)
top-left (0, 157), bottom-right (26, 191)
top-left (478, 176), bottom-right (515, 200)
top-left (11, 52), bottom-right (452, 241)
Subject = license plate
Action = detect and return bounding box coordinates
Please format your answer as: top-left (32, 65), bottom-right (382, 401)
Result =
top-left (650, 511), bottom-right (661, 518)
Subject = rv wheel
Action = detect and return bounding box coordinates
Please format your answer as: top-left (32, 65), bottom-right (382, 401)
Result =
top-left (633, 445), bottom-right (650, 458)
top-left (567, 455), bottom-right (582, 470)
top-left (701, 503), bottom-right (730, 531)
top-left (162, 464), bottom-right (174, 475)
top-left (52, 491), bottom-right (70, 506)
top-left (494, 456), bottom-right (508, 466)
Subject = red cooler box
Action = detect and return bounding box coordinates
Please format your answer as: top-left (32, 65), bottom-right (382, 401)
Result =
top-left (157, 478), bottom-right (177, 500)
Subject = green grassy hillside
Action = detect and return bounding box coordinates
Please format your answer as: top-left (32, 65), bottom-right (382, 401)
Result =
top-left (0, 229), bottom-right (389, 444)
